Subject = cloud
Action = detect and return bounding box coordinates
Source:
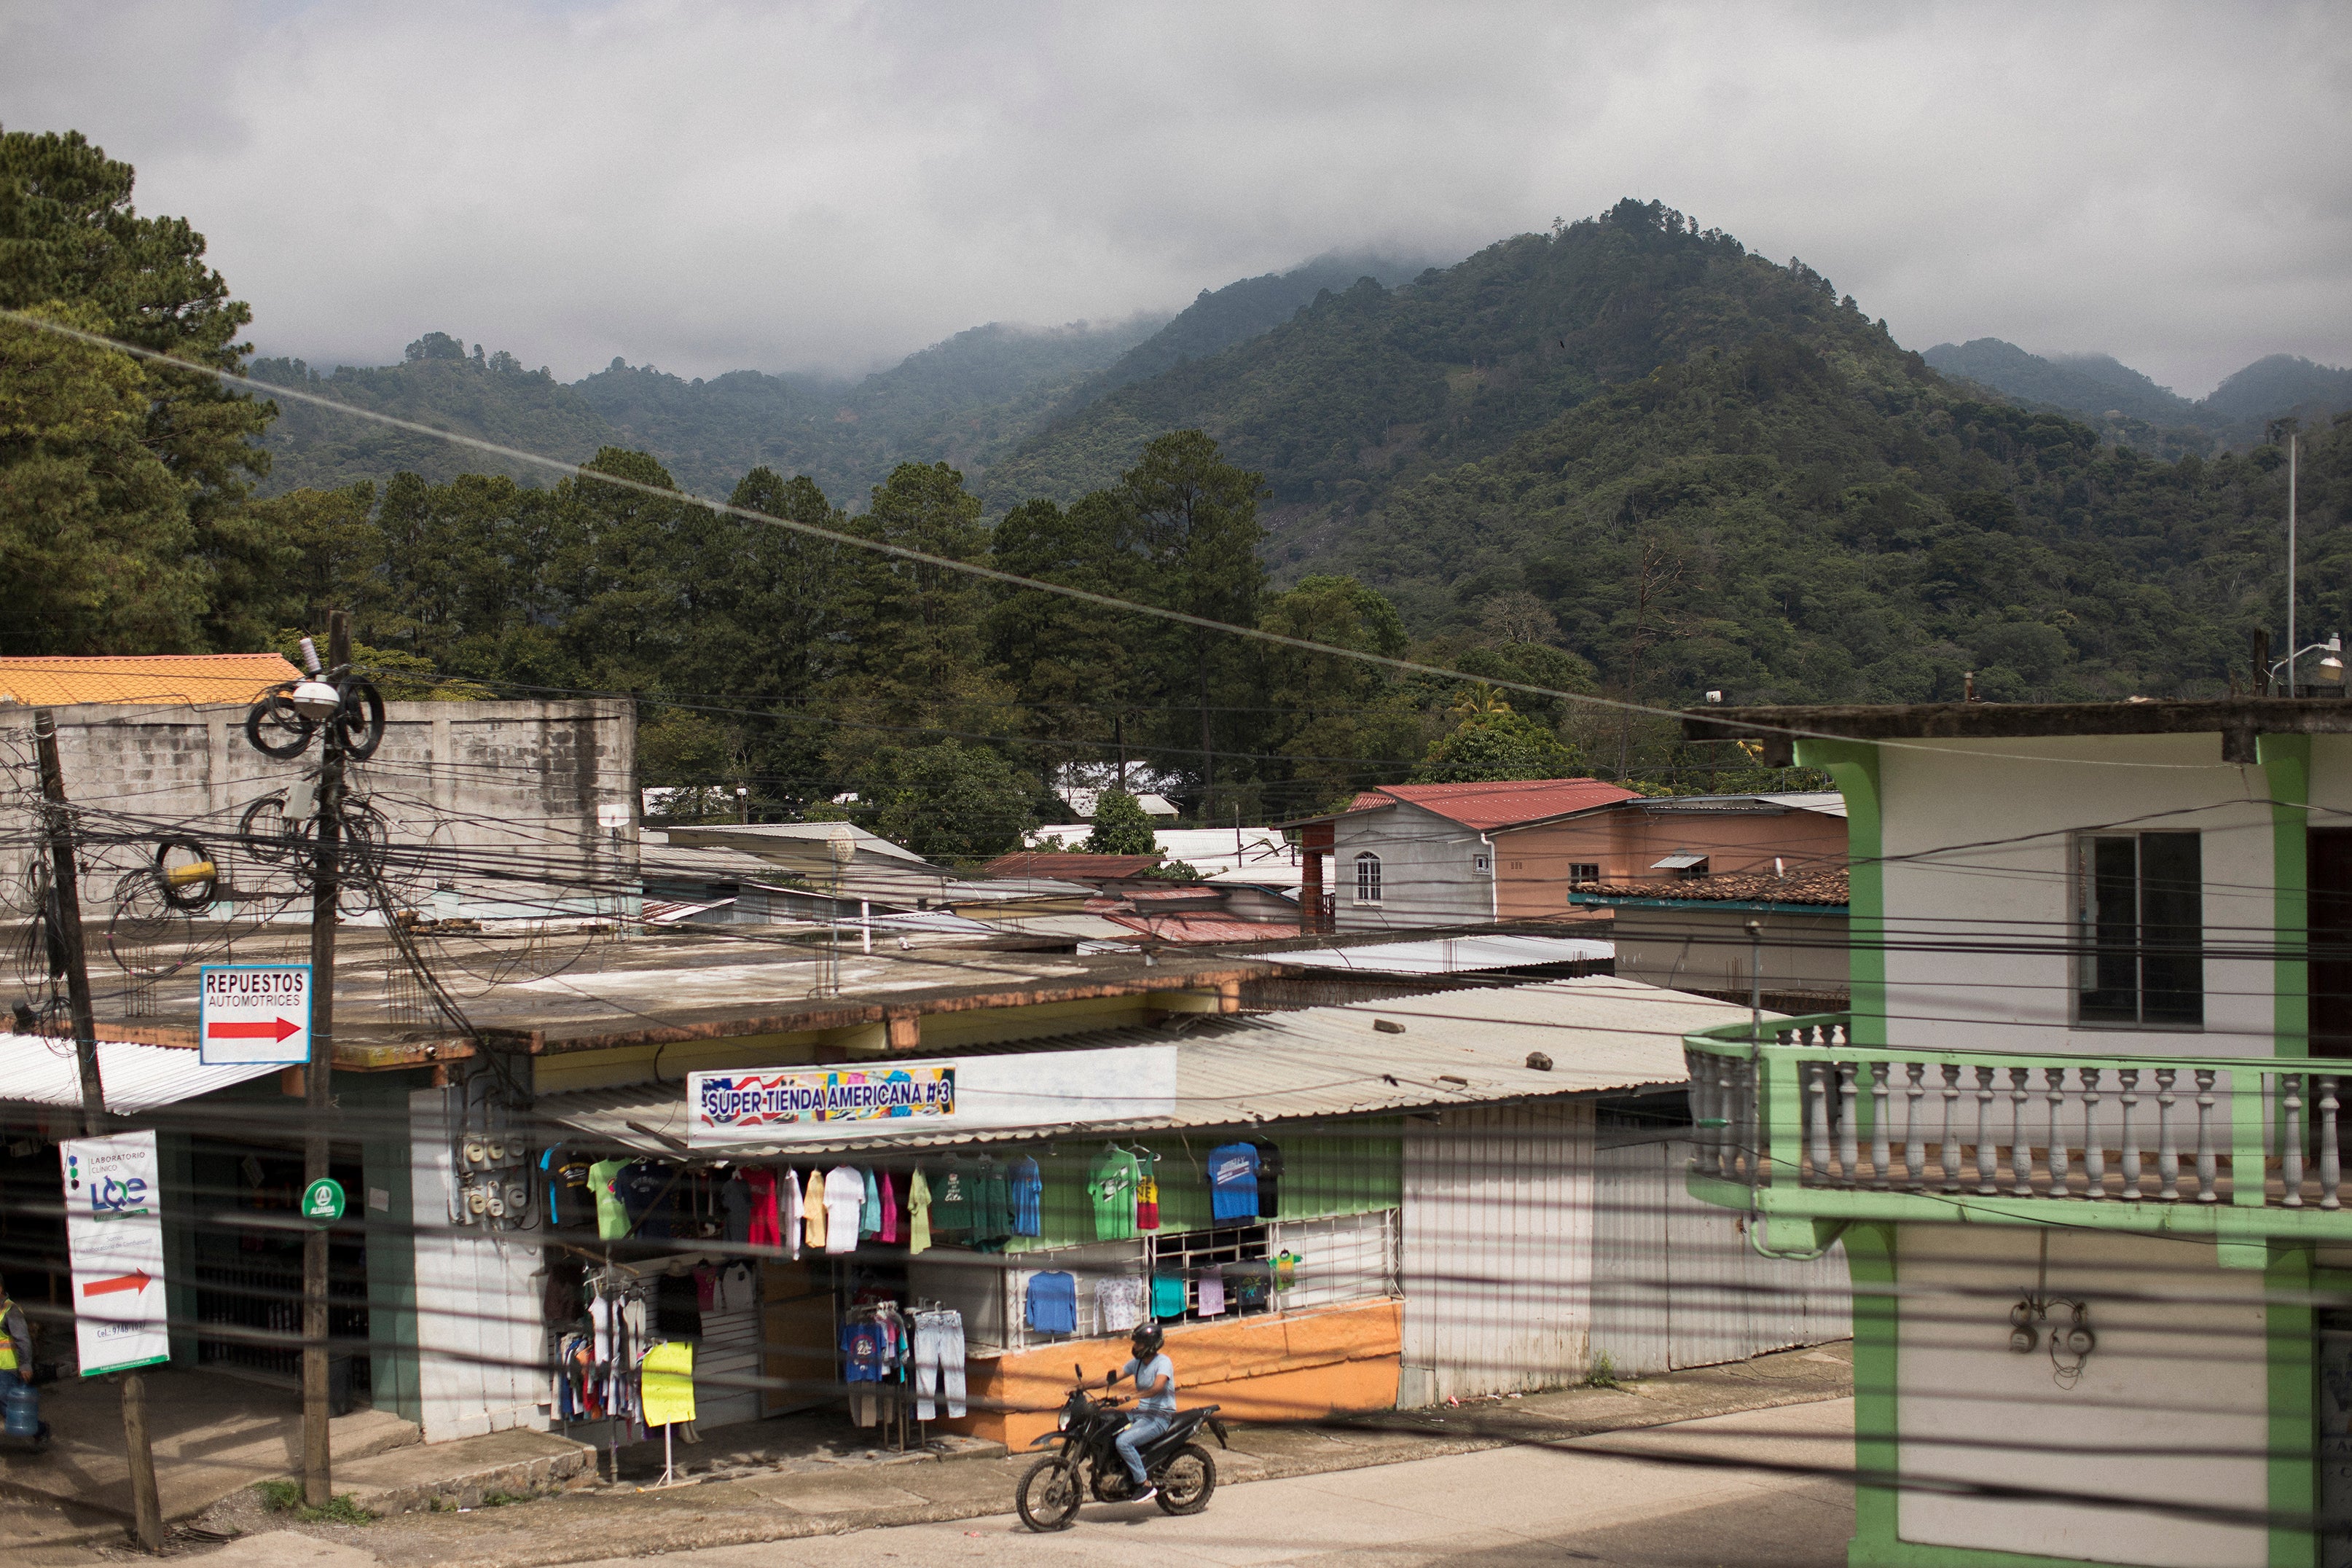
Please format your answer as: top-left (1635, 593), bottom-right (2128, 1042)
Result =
top-left (4, 0), bottom-right (2345, 394)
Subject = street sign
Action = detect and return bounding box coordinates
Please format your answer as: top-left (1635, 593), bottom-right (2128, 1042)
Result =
top-left (60, 1130), bottom-right (170, 1376)
top-left (199, 964), bottom-right (312, 1066)
top-left (301, 1177), bottom-right (345, 1225)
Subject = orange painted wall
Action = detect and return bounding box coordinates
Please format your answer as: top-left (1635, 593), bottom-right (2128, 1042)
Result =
top-left (938, 1298), bottom-right (1403, 1453)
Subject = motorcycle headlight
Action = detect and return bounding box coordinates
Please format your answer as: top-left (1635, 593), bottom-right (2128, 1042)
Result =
top-left (1057, 1410), bottom-right (1071, 1430)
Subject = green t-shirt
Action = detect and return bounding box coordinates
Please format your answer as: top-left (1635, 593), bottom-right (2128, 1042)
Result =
top-left (929, 1159), bottom-right (973, 1239)
top-left (1089, 1148), bottom-right (1140, 1240)
top-left (588, 1159), bottom-right (630, 1240)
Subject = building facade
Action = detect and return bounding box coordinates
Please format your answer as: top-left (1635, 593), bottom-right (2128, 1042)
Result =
top-left (1681, 698), bottom-right (2352, 1568)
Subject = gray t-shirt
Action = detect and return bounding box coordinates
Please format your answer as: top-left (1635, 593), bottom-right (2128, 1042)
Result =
top-left (1121, 1352), bottom-right (1175, 1412)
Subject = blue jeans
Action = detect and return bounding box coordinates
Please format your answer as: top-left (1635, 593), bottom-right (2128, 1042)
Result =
top-left (1115, 1411), bottom-right (1173, 1487)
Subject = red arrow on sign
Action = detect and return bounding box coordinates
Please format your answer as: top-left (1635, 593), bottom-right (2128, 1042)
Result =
top-left (206, 1017), bottom-right (301, 1043)
top-left (83, 1270), bottom-right (153, 1298)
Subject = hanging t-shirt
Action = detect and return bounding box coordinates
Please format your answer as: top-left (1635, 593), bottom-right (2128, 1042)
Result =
top-left (1097, 1275), bottom-right (1146, 1333)
top-left (720, 1177), bottom-right (752, 1244)
top-left (928, 1159), bottom-right (973, 1241)
top-left (1089, 1147), bottom-right (1140, 1240)
top-left (1134, 1164), bottom-right (1159, 1231)
top-left (803, 1167), bottom-right (828, 1250)
top-left (1008, 1156), bottom-right (1042, 1237)
top-left (782, 1169), bottom-right (804, 1261)
top-left (743, 1168), bottom-right (780, 1249)
top-left (1024, 1271), bottom-right (1077, 1335)
top-left (1230, 1260), bottom-right (1272, 1310)
top-left (552, 1154), bottom-right (595, 1230)
top-left (826, 1165), bottom-right (865, 1253)
top-left (1249, 1139), bottom-right (1284, 1218)
top-left (1207, 1142), bottom-right (1259, 1223)
top-left (877, 1171), bottom-right (898, 1244)
top-left (1196, 1264), bottom-right (1226, 1317)
top-left (860, 1168), bottom-right (882, 1238)
top-left (976, 1156), bottom-right (1013, 1242)
top-left (1150, 1272), bottom-right (1188, 1320)
top-left (842, 1317), bottom-right (885, 1382)
top-left (619, 1161), bottom-right (675, 1238)
top-left (589, 1159), bottom-right (630, 1240)
top-left (906, 1169), bottom-right (932, 1255)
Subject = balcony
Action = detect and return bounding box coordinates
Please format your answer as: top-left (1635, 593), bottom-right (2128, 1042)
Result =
top-left (1682, 1014), bottom-right (2352, 1261)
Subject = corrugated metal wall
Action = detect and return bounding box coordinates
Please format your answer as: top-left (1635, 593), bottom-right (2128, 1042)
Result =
top-left (408, 1087), bottom-right (545, 1443)
top-left (1400, 1102), bottom-right (1595, 1401)
top-left (1591, 1137), bottom-right (1851, 1376)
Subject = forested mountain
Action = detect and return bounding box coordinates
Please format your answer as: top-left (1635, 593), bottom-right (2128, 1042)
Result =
top-left (1064, 249), bottom-right (1441, 407)
top-left (254, 315), bottom-right (1167, 502)
top-left (1923, 337), bottom-right (2352, 457)
top-left (978, 203), bottom-right (1900, 518)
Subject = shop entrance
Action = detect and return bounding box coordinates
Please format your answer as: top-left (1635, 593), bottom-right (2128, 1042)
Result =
top-left (0, 1128), bottom-right (67, 1376)
top-left (188, 1139), bottom-right (369, 1407)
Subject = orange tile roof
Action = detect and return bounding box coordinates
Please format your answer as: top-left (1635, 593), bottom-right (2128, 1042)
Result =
top-left (1336, 778), bottom-right (1642, 831)
top-left (0, 654), bottom-right (302, 708)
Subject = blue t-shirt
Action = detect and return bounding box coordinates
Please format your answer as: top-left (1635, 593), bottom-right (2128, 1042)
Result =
top-left (1207, 1142), bottom-right (1259, 1222)
top-left (1010, 1156), bottom-right (1043, 1236)
top-left (1026, 1270), bottom-right (1077, 1334)
top-left (1122, 1352), bottom-right (1176, 1412)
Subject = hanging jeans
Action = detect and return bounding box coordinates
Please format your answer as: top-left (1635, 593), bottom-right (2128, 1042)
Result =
top-left (912, 1312), bottom-right (966, 1419)
top-left (1115, 1411), bottom-right (1173, 1486)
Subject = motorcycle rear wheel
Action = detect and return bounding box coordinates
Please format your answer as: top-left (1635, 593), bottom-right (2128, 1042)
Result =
top-left (1154, 1443), bottom-right (1216, 1515)
top-left (1016, 1456), bottom-right (1083, 1532)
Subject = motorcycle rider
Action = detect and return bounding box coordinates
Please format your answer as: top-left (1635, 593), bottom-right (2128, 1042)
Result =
top-left (1104, 1322), bottom-right (1175, 1505)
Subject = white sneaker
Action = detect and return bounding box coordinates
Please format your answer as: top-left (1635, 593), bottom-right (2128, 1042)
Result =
top-left (1132, 1487), bottom-right (1157, 1505)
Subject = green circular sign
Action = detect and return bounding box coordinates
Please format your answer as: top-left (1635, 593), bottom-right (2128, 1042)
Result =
top-left (302, 1177), bottom-right (346, 1225)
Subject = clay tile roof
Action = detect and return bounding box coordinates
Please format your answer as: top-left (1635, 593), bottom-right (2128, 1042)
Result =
top-left (0, 654), bottom-right (303, 708)
top-left (1335, 778), bottom-right (1643, 831)
top-left (983, 852), bottom-right (1162, 883)
top-left (1577, 867), bottom-right (1849, 907)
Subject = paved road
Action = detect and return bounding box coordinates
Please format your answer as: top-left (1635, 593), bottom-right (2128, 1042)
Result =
top-left (561, 1398), bottom-right (1856, 1568)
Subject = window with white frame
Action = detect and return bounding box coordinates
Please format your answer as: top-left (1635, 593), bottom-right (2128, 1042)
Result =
top-left (1568, 863), bottom-right (1601, 886)
top-left (1354, 852), bottom-right (1383, 904)
top-left (2075, 831), bottom-right (2203, 1026)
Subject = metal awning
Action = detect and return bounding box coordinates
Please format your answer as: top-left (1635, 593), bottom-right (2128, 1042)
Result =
top-left (1650, 852), bottom-right (1707, 870)
top-left (535, 976), bottom-right (1746, 1161)
top-left (0, 1034), bottom-right (283, 1114)
top-left (1271, 934), bottom-right (1611, 976)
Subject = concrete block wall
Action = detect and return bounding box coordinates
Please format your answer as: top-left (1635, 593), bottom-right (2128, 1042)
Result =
top-left (0, 699), bottom-right (636, 919)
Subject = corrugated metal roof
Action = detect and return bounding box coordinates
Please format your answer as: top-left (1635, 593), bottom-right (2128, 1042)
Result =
top-left (0, 1035), bottom-right (283, 1113)
top-left (1269, 934), bottom-right (1613, 975)
top-left (0, 654), bottom-right (302, 707)
top-left (535, 976), bottom-right (1740, 1159)
top-left (1313, 779), bottom-right (1642, 831)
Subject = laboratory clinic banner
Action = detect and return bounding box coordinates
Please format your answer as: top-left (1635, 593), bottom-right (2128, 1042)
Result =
top-left (60, 1129), bottom-right (171, 1376)
top-left (687, 1045), bottom-right (1178, 1148)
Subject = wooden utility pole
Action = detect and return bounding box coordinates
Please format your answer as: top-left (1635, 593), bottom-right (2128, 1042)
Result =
top-left (302, 612), bottom-right (349, 1508)
top-left (33, 710), bottom-right (165, 1553)
top-left (32, 713), bottom-right (103, 1127)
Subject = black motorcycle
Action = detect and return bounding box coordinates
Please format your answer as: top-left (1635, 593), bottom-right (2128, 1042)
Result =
top-left (1016, 1365), bottom-right (1226, 1529)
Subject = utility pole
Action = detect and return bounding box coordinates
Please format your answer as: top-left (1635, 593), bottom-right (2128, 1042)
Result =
top-left (302, 612), bottom-right (348, 1508)
top-left (33, 713), bottom-right (103, 1128)
top-left (34, 711), bottom-right (164, 1553)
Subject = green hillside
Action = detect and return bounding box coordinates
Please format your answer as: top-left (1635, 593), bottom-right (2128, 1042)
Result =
top-left (979, 200), bottom-right (1892, 517)
top-left (256, 315), bottom-right (1164, 503)
top-left (251, 333), bottom-right (619, 493)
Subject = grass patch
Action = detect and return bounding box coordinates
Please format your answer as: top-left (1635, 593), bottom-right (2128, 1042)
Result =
top-left (1584, 1352), bottom-right (1623, 1390)
top-left (254, 1479), bottom-right (375, 1525)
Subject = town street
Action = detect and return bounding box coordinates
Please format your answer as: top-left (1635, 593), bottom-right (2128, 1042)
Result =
top-left (555, 1398), bottom-right (1855, 1568)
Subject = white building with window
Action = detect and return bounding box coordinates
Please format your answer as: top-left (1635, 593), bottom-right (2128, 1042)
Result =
top-left (1681, 697), bottom-right (2352, 1568)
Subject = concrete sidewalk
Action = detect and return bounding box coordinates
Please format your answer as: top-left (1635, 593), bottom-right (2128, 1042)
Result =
top-left (140, 1343), bottom-right (1853, 1568)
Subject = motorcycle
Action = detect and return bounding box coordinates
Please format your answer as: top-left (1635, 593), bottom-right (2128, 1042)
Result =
top-left (1015, 1363), bottom-right (1227, 1530)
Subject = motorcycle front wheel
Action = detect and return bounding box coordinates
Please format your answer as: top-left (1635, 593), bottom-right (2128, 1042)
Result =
top-left (1016, 1455), bottom-right (1083, 1532)
top-left (1154, 1443), bottom-right (1217, 1515)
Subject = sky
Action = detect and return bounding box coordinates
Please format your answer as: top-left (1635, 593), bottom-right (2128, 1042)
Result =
top-left (4, 1), bottom-right (2346, 396)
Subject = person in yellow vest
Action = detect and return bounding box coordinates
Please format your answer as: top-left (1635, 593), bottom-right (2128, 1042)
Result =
top-left (0, 1273), bottom-right (31, 1384)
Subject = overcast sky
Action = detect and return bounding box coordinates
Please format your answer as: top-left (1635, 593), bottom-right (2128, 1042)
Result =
top-left (5, 1), bottom-right (2345, 396)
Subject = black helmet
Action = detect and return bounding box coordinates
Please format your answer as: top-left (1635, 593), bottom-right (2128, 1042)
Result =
top-left (1130, 1322), bottom-right (1164, 1355)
